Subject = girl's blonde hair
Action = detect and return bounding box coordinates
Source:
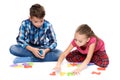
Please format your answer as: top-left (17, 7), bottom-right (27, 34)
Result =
top-left (76, 24), bottom-right (98, 39)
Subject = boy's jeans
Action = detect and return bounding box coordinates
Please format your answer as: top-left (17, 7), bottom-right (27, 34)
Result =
top-left (9, 45), bottom-right (62, 63)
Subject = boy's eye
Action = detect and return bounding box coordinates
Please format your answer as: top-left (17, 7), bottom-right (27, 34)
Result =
top-left (34, 21), bottom-right (38, 23)
top-left (41, 20), bottom-right (43, 22)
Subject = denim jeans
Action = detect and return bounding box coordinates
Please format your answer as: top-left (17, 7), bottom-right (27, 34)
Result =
top-left (9, 45), bottom-right (62, 63)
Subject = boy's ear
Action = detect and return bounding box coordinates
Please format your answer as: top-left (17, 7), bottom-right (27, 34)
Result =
top-left (87, 38), bottom-right (90, 42)
top-left (29, 16), bottom-right (32, 21)
top-left (29, 17), bottom-right (31, 20)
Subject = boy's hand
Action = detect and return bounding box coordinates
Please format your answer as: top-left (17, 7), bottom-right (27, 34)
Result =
top-left (38, 48), bottom-right (50, 59)
top-left (31, 47), bottom-right (43, 59)
top-left (38, 49), bottom-right (46, 59)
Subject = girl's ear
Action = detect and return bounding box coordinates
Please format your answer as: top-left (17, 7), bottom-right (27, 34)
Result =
top-left (87, 37), bottom-right (90, 42)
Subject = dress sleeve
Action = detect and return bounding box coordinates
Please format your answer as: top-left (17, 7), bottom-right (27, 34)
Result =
top-left (71, 39), bottom-right (77, 47)
top-left (89, 37), bottom-right (97, 44)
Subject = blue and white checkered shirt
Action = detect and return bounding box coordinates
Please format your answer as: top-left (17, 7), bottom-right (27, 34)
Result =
top-left (17, 19), bottom-right (57, 50)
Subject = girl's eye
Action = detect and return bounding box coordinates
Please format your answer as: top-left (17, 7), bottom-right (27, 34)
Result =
top-left (79, 41), bottom-right (82, 43)
top-left (74, 39), bottom-right (82, 43)
top-left (74, 39), bottom-right (77, 41)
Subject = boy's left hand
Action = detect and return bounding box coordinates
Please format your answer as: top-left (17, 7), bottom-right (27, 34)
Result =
top-left (39, 49), bottom-right (46, 59)
top-left (39, 48), bottom-right (50, 59)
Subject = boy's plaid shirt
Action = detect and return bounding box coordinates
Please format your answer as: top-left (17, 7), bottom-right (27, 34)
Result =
top-left (17, 19), bottom-right (57, 50)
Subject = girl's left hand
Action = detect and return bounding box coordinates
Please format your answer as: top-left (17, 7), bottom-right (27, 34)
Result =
top-left (73, 65), bottom-right (87, 75)
top-left (72, 68), bottom-right (81, 75)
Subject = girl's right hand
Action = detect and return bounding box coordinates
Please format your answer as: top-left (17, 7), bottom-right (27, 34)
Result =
top-left (53, 65), bottom-right (61, 72)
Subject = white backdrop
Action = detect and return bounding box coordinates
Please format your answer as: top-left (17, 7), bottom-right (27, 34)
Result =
top-left (0, 0), bottom-right (120, 79)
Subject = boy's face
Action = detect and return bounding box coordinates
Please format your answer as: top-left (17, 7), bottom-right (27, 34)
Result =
top-left (30, 16), bottom-right (44, 28)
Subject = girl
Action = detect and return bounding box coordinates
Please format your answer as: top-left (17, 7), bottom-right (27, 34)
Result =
top-left (53, 24), bottom-right (109, 74)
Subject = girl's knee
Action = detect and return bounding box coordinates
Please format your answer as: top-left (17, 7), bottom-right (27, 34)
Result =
top-left (96, 59), bottom-right (109, 68)
top-left (102, 59), bottom-right (109, 68)
top-left (65, 54), bottom-right (73, 62)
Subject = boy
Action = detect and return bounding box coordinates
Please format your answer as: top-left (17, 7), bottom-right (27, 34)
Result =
top-left (9, 4), bottom-right (62, 63)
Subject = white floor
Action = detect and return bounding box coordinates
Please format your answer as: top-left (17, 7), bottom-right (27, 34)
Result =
top-left (0, 50), bottom-right (119, 80)
top-left (0, 60), bottom-right (115, 80)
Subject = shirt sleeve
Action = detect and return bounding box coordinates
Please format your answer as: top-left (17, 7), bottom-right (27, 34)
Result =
top-left (16, 21), bottom-right (29, 48)
top-left (71, 39), bottom-right (77, 47)
top-left (89, 37), bottom-right (96, 44)
top-left (46, 24), bottom-right (57, 50)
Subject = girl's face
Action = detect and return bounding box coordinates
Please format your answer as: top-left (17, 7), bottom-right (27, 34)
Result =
top-left (74, 32), bottom-right (90, 47)
top-left (30, 16), bottom-right (44, 28)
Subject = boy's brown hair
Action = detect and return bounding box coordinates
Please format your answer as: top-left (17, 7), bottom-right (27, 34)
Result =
top-left (30, 4), bottom-right (45, 19)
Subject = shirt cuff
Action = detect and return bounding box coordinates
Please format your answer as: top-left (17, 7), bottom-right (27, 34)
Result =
top-left (49, 43), bottom-right (57, 50)
top-left (21, 43), bottom-right (29, 48)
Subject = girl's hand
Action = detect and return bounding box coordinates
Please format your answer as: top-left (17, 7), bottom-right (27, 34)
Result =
top-left (73, 65), bottom-right (87, 75)
top-left (72, 67), bottom-right (81, 75)
top-left (53, 65), bottom-right (61, 72)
